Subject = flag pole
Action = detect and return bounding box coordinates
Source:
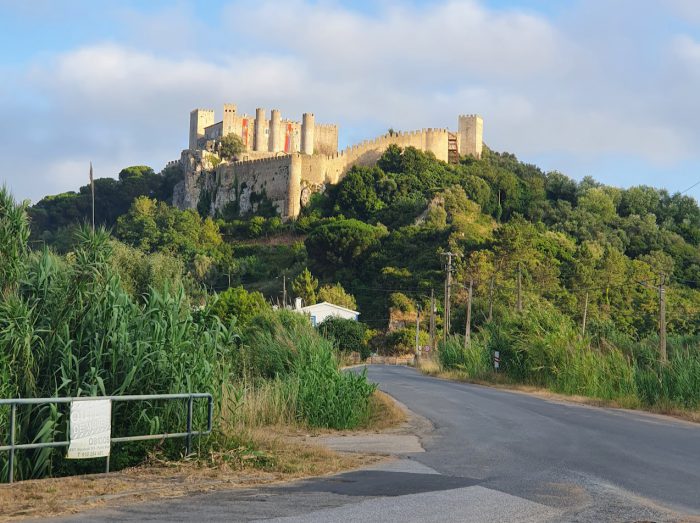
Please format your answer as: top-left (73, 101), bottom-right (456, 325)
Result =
top-left (90, 162), bottom-right (95, 233)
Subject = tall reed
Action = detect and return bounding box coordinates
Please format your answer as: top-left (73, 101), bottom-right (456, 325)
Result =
top-left (0, 189), bottom-right (237, 480)
top-left (238, 310), bottom-right (376, 429)
top-left (439, 303), bottom-right (700, 410)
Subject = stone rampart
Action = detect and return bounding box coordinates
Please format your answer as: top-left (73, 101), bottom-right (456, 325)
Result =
top-left (211, 154), bottom-right (299, 219)
top-left (313, 123), bottom-right (339, 156)
top-left (175, 121), bottom-right (478, 221)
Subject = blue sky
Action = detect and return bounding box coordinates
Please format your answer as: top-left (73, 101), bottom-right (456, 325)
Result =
top-left (1, 0), bottom-right (700, 203)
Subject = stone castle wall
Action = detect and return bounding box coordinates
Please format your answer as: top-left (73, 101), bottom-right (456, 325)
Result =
top-left (174, 127), bottom-right (455, 220)
top-left (175, 106), bottom-right (483, 221)
top-left (313, 123), bottom-right (338, 156)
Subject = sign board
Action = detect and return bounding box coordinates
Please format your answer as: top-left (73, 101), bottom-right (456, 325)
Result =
top-left (67, 399), bottom-right (112, 459)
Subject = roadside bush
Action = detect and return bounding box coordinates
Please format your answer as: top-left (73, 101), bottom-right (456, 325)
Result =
top-left (292, 344), bottom-right (376, 429)
top-left (384, 327), bottom-right (429, 355)
top-left (318, 317), bottom-right (369, 358)
top-left (439, 336), bottom-right (490, 378)
top-left (240, 309), bottom-right (376, 429)
top-left (213, 285), bottom-right (269, 328)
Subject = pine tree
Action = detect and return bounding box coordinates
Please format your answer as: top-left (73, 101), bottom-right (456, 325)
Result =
top-left (292, 267), bottom-right (319, 306)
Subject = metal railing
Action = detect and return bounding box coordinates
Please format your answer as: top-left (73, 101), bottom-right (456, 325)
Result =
top-left (0, 393), bottom-right (213, 483)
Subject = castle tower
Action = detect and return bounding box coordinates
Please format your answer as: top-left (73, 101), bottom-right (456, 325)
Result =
top-left (457, 114), bottom-right (483, 159)
top-left (189, 108), bottom-right (215, 150)
top-left (254, 107), bottom-right (266, 152)
top-left (301, 112), bottom-right (315, 155)
top-left (269, 109), bottom-right (281, 152)
top-left (223, 103), bottom-right (237, 136)
top-left (425, 128), bottom-right (449, 163)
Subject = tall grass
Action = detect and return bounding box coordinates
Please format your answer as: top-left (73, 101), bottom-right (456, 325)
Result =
top-left (237, 310), bottom-right (376, 430)
top-left (439, 336), bottom-right (490, 378)
top-left (0, 187), bottom-right (378, 483)
top-left (0, 188), bottom-right (236, 481)
top-left (438, 303), bottom-right (700, 411)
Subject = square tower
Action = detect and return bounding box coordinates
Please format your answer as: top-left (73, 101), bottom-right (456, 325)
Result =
top-left (189, 108), bottom-right (215, 150)
top-left (223, 103), bottom-right (237, 137)
top-left (458, 115), bottom-right (483, 159)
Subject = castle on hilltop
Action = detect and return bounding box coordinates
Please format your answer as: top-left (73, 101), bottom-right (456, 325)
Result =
top-left (173, 103), bottom-right (483, 220)
top-left (189, 105), bottom-right (339, 156)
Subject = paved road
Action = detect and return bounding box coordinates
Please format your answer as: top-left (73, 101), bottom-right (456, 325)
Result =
top-left (47, 366), bottom-right (700, 522)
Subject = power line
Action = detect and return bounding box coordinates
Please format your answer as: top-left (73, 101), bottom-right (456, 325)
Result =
top-left (678, 180), bottom-right (700, 195)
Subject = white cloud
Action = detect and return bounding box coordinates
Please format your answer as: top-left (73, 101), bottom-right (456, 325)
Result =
top-left (2, 0), bottom-right (700, 203)
top-left (224, 0), bottom-right (569, 80)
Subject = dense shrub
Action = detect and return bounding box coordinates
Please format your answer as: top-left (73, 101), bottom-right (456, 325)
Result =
top-left (384, 327), bottom-right (429, 355)
top-left (212, 285), bottom-right (269, 328)
top-left (318, 317), bottom-right (369, 359)
top-left (241, 310), bottom-right (376, 428)
top-left (439, 336), bottom-right (490, 378)
top-left (438, 305), bottom-right (700, 409)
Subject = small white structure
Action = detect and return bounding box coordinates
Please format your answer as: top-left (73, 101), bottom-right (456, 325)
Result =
top-left (294, 298), bottom-right (359, 326)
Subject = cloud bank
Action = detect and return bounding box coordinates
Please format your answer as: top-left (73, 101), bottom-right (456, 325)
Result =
top-left (2, 0), bottom-right (699, 202)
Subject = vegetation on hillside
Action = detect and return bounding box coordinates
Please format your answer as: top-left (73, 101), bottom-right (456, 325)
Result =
top-left (0, 187), bottom-right (376, 482)
top-left (19, 140), bottom-right (700, 414)
top-left (29, 164), bottom-right (183, 248)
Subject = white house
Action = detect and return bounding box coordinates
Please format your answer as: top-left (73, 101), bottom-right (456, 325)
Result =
top-left (294, 298), bottom-right (359, 326)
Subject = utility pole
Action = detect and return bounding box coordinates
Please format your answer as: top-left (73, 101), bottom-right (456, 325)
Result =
top-left (441, 252), bottom-right (455, 344)
top-left (429, 289), bottom-right (436, 352)
top-left (488, 277), bottom-right (494, 322)
top-left (659, 274), bottom-right (667, 363)
top-left (581, 291), bottom-right (589, 338)
top-left (516, 262), bottom-right (523, 313)
top-left (415, 306), bottom-right (421, 362)
top-left (464, 278), bottom-right (473, 348)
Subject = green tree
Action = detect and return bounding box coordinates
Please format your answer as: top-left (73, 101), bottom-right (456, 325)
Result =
top-left (318, 283), bottom-right (357, 310)
top-left (219, 134), bottom-right (244, 160)
top-left (292, 267), bottom-right (319, 306)
top-left (388, 292), bottom-right (415, 313)
top-left (116, 197), bottom-right (223, 259)
top-left (305, 219), bottom-right (388, 274)
top-left (118, 165), bottom-right (155, 181)
top-left (212, 285), bottom-right (269, 327)
top-left (318, 316), bottom-right (368, 357)
top-left (331, 166), bottom-right (388, 221)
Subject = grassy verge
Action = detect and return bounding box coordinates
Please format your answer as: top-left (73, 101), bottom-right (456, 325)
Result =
top-left (417, 355), bottom-right (700, 423)
top-left (360, 390), bottom-right (408, 431)
top-left (419, 304), bottom-right (700, 423)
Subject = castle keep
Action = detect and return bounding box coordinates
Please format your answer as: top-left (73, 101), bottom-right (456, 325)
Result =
top-left (173, 104), bottom-right (483, 220)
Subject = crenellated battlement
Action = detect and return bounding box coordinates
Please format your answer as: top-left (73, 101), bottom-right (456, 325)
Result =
top-left (231, 153), bottom-right (297, 166)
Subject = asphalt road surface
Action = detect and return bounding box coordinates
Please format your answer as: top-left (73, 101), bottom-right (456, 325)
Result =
top-left (46, 365), bottom-right (700, 522)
